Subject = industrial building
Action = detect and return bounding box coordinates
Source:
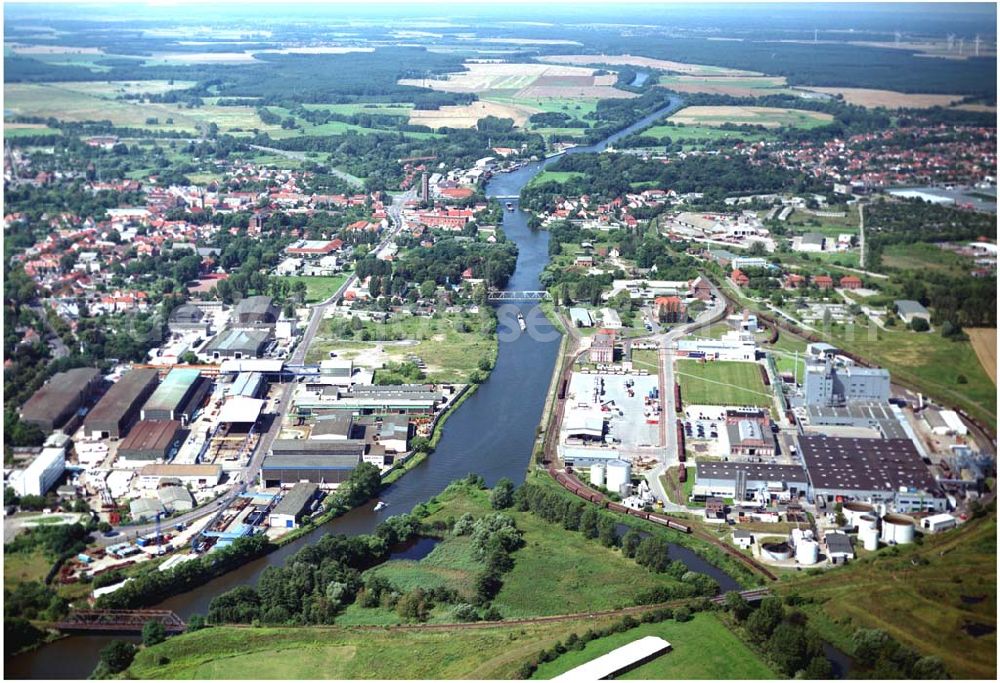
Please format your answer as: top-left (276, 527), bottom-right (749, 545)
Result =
top-left (825, 531), bottom-right (855, 565)
top-left (894, 300), bottom-right (931, 325)
top-left (234, 295), bottom-right (279, 325)
top-left (318, 359), bottom-right (356, 386)
top-left (227, 372), bottom-right (266, 399)
top-left (694, 462), bottom-right (809, 502)
top-left (141, 368), bottom-right (210, 424)
top-left (117, 420), bottom-right (183, 463)
top-left (304, 384), bottom-right (446, 415)
top-left (9, 447), bottom-right (66, 496)
top-left (130, 497), bottom-right (164, 520)
top-left (802, 345), bottom-right (890, 407)
top-left (806, 402), bottom-right (908, 440)
top-left (261, 449), bottom-right (363, 488)
top-left (921, 513), bottom-right (957, 533)
top-left (20, 367), bottom-right (101, 433)
top-left (158, 485), bottom-right (195, 512)
top-left (138, 463), bottom-right (222, 489)
top-left (83, 368), bottom-right (160, 439)
top-left (676, 331), bottom-right (756, 361)
top-left (203, 328), bottom-right (271, 360)
top-left (268, 482), bottom-right (320, 529)
top-left (560, 445), bottom-right (622, 467)
top-left (590, 332), bottom-right (616, 364)
top-left (798, 435), bottom-right (946, 512)
top-left (167, 304), bottom-right (211, 335)
top-left (725, 420), bottom-right (776, 458)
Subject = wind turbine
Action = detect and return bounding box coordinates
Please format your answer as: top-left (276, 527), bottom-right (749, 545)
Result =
top-left (974, 34), bottom-right (981, 56)
top-left (958, 37), bottom-right (965, 55)
top-left (894, 30), bottom-right (902, 46)
top-left (946, 34), bottom-right (955, 51)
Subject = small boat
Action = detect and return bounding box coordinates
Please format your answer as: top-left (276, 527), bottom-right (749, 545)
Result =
top-left (517, 312), bottom-right (526, 331)
top-left (374, 501), bottom-right (388, 511)
top-left (506, 202), bottom-right (514, 211)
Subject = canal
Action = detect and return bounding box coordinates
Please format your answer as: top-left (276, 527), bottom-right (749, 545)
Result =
top-left (7, 96), bottom-right (686, 679)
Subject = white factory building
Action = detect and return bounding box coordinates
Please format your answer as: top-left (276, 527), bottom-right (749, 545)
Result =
top-left (676, 330), bottom-right (757, 361)
top-left (9, 447), bottom-right (66, 497)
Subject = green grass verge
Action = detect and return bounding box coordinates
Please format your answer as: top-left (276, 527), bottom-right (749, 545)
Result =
top-left (531, 612), bottom-right (777, 679)
top-left (675, 359), bottom-right (772, 407)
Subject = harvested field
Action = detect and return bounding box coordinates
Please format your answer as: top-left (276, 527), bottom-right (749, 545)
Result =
top-left (409, 100), bottom-right (538, 129)
top-left (668, 105), bottom-right (833, 129)
top-left (967, 328), bottom-right (997, 384)
top-left (954, 104), bottom-right (998, 113)
top-left (802, 87), bottom-right (964, 108)
top-left (539, 53), bottom-right (755, 77)
top-left (658, 74), bottom-right (791, 97)
top-left (399, 61), bottom-right (633, 100)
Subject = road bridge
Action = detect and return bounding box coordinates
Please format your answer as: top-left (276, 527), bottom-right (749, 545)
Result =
top-left (487, 290), bottom-right (551, 301)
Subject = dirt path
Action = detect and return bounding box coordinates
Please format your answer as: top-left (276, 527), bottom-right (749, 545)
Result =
top-left (967, 328), bottom-right (997, 384)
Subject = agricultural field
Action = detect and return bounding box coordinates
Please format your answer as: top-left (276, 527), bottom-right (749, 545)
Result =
top-left (4, 81), bottom-right (283, 135)
top-left (531, 613), bottom-right (777, 680)
top-left (657, 74), bottom-right (796, 97)
top-left (538, 53), bottom-right (757, 77)
top-left (306, 312), bottom-right (496, 384)
top-left (668, 105), bottom-right (834, 129)
top-left (409, 100), bottom-right (538, 129)
top-left (399, 61), bottom-right (635, 101)
top-left (675, 359), bottom-right (773, 408)
top-left (801, 87), bottom-right (965, 109)
top-left (967, 328), bottom-right (997, 385)
top-left (128, 616), bottom-right (626, 679)
top-left (638, 123), bottom-right (772, 147)
top-left (3, 123), bottom-right (60, 138)
top-left (278, 275), bottom-right (350, 304)
top-left (779, 511), bottom-right (997, 680)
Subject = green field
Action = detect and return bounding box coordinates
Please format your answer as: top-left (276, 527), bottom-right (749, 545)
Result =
top-left (631, 348), bottom-right (660, 372)
top-left (779, 511), bottom-right (997, 680)
top-left (657, 74), bottom-right (796, 97)
top-left (675, 359), bottom-right (772, 407)
top-left (882, 242), bottom-right (972, 277)
top-left (369, 481), bottom-right (688, 619)
top-left (526, 170), bottom-right (586, 187)
top-left (128, 616), bottom-right (626, 679)
top-left (668, 105), bottom-right (834, 129)
top-left (3, 547), bottom-right (52, 590)
top-left (4, 81), bottom-right (283, 135)
top-left (639, 123), bottom-right (771, 147)
top-left (531, 613), bottom-right (777, 680)
top-left (279, 274), bottom-right (350, 304)
top-left (306, 311), bottom-right (497, 383)
top-left (3, 125), bottom-right (61, 138)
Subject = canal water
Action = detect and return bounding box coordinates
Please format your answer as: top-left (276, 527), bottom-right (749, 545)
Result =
top-left (6, 97), bottom-right (685, 679)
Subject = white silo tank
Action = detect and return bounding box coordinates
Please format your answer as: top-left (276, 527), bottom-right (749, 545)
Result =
top-left (842, 501), bottom-right (876, 528)
top-left (857, 514), bottom-right (878, 532)
top-left (881, 514), bottom-right (916, 545)
top-left (590, 463), bottom-right (606, 488)
top-left (605, 460), bottom-right (631, 494)
top-left (796, 539), bottom-right (819, 565)
top-left (861, 525), bottom-right (879, 551)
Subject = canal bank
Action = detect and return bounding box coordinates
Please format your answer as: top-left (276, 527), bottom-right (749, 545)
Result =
top-left (6, 96), bottom-right (685, 680)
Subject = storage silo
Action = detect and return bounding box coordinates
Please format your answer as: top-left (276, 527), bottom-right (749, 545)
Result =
top-left (796, 539), bottom-right (819, 565)
top-left (857, 514), bottom-right (878, 532)
top-left (880, 514), bottom-right (916, 545)
top-left (762, 541), bottom-right (793, 561)
top-left (842, 501), bottom-right (876, 527)
top-left (590, 463), bottom-right (606, 488)
top-left (860, 525), bottom-right (879, 551)
top-left (605, 460), bottom-right (632, 495)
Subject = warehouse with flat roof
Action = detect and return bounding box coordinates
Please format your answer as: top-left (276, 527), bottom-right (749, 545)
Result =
top-left (798, 435), bottom-right (946, 512)
top-left (268, 482), bottom-right (320, 529)
top-left (20, 367), bottom-right (101, 433)
top-left (83, 368), bottom-right (160, 440)
top-left (141, 369), bottom-right (209, 424)
top-left (117, 420), bottom-right (183, 463)
top-left (695, 462), bottom-right (809, 501)
top-left (234, 295), bottom-right (278, 325)
top-left (138, 463), bottom-right (222, 489)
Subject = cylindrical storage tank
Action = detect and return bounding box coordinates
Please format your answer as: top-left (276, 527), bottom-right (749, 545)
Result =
top-left (843, 501), bottom-right (876, 527)
top-left (861, 525), bottom-right (879, 551)
top-left (881, 514), bottom-right (916, 545)
top-left (762, 541), bottom-right (793, 561)
top-left (605, 460), bottom-right (631, 494)
top-left (590, 463), bottom-right (606, 488)
top-left (857, 514), bottom-right (878, 532)
top-left (796, 539), bottom-right (819, 565)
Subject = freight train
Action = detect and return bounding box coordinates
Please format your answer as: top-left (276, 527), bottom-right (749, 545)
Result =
top-left (552, 469), bottom-right (692, 533)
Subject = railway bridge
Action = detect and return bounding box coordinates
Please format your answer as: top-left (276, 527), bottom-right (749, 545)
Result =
top-left (54, 609), bottom-right (186, 634)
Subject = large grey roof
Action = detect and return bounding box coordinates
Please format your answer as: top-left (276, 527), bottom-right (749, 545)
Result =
top-left (262, 453), bottom-right (362, 470)
top-left (894, 300), bottom-right (929, 316)
top-left (798, 435), bottom-right (938, 494)
top-left (84, 368), bottom-right (159, 428)
top-left (21, 367), bottom-right (100, 423)
top-left (271, 482), bottom-right (319, 517)
top-left (697, 462), bottom-right (808, 483)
